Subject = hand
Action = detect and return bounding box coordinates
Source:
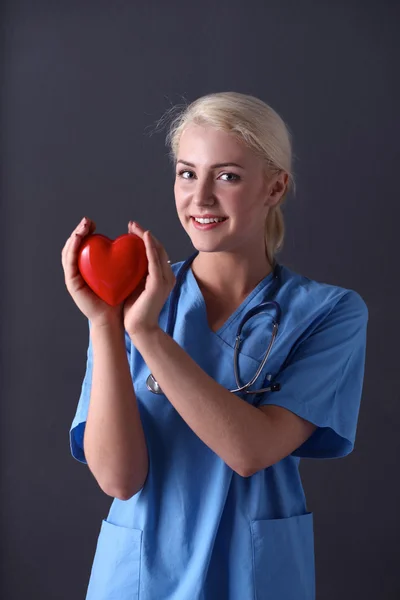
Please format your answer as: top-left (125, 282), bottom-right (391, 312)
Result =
top-left (123, 221), bottom-right (175, 338)
top-left (61, 217), bottom-right (123, 327)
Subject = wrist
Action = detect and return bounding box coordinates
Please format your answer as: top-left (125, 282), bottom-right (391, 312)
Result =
top-left (129, 325), bottom-right (162, 347)
top-left (90, 311), bottom-right (124, 334)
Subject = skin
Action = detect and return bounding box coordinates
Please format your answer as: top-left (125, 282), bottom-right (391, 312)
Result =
top-left (61, 217), bottom-right (174, 335)
top-left (174, 123), bottom-right (288, 309)
top-left (62, 124), bottom-right (316, 498)
top-left (61, 124), bottom-right (287, 361)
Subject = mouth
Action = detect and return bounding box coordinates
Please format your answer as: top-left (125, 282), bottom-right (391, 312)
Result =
top-left (190, 216), bottom-right (228, 231)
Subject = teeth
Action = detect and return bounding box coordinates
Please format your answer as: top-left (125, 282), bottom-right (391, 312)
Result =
top-left (194, 217), bottom-right (225, 224)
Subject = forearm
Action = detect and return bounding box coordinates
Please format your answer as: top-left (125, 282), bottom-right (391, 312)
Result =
top-left (84, 319), bottom-right (148, 499)
top-left (131, 327), bottom-right (271, 476)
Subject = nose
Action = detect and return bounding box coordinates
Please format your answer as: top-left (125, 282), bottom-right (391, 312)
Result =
top-left (192, 177), bottom-right (215, 207)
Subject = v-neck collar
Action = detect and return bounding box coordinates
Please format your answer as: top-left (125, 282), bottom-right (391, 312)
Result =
top-left (186, 265), bottom-right (276, 338)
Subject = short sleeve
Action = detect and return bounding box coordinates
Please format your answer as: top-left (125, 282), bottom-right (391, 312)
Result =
top-left (257, 290), bottom-right (369, 459)
top-left (69, 320), bottom-right (132, 464)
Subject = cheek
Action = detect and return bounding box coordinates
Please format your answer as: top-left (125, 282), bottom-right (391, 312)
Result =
top-left (174, 184), bottom-right (184, 210)
top-left (174, 181), bottom-right (189, 204)
top-left (226, 190), bottom-right (256, 217)
top-left (174, 189), bottom-right (189, 226)
top-left (228, 192), bottom-right (267, 229)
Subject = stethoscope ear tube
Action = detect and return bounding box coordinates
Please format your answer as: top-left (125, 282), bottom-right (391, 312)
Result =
top-left (147, 254), bottom-right (283, 397)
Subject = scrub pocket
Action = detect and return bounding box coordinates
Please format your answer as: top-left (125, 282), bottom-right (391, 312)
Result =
top-left (251, 512), bottom-right (315, 600)
top-left (86, 519), bottom-right (142, 600)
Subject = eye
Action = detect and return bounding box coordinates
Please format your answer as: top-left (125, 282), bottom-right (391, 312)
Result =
top-left (176, 170), bottom-right (241, 182)
top-left (177, 169), bottom-right (194, 180)
top-left (219, 172), bottom-right (240, 182)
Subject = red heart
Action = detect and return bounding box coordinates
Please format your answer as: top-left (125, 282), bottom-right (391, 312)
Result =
top-left (78, 233), bottom-right (148, 306)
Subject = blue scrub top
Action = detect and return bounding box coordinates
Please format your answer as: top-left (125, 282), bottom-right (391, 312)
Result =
top-left (70, 261), bottom-right (368, 600)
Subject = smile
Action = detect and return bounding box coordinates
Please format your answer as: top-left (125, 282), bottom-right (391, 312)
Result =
top-left (191, 217), bottom-right (228, 231)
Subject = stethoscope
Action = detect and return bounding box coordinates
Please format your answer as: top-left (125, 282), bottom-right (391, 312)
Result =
top-left (146, 251), bottom-right (282, 396)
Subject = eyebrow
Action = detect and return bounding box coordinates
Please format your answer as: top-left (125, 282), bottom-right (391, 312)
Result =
top-left (176, 159), bottom-right (245, 169)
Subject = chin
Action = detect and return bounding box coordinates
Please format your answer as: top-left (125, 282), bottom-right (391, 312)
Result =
top-left (189, 239), bottom-right (226, 253)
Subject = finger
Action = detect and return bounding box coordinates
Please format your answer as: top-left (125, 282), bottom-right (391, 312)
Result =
top-left (61, 236), bottom-right (73, 271)
top-left (62, 217), bottom-right (89, 264)
top-left (154, 240), bottom-right (171, 270)
top-left (128, 223), bottom-right (172, 276)
top-left (143, 230), bottom-right (163, 281)
top-left (129, 222), bottom-right (167, 258)
top-left (64, 218), bottom-right (95, 282)
top-left (74, 216), bottom-right (91, 234)
top-left (147, 231), bottom-right (174, 285)
top-left (62, 221), bottom-right (85, 270)
top-left (143, 230), bottom-right (171, 265)
top-left (128, 221), bottom-right (145, 239)
top-left (64, 217), bottom-right (94, 257)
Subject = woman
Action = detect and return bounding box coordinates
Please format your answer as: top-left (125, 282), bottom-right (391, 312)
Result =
top-left (63, 92), bottom-right (368, 599)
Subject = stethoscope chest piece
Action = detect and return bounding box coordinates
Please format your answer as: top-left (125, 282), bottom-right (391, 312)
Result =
top-left (145, 252), bottom-right (283, 397)
top-left (146, 374), bottom-right (163, 394)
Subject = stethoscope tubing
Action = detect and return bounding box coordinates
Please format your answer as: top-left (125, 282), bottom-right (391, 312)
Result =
top-left (146, 251), bottom-right (282, 396)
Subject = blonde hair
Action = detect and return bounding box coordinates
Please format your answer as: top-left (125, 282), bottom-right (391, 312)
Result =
top-left (162, 91), bottom-right (294, 265)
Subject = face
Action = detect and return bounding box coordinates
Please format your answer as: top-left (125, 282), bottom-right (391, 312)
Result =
top-left (174, 123), bottom-right (287, 256)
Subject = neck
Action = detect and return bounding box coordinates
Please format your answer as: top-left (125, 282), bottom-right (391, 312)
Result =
top-left (191, 248), bottom-right (273, 305)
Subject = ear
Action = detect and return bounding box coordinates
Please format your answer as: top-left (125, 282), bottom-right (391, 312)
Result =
top-left (264, 171), bottom-right (289, 208)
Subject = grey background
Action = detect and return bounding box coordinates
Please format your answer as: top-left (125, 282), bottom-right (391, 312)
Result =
top-left (1, 1), bottom-right (399, 598)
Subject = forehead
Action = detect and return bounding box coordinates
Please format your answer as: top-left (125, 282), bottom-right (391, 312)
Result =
top-left (177, 124), bottom-right (254, 165)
